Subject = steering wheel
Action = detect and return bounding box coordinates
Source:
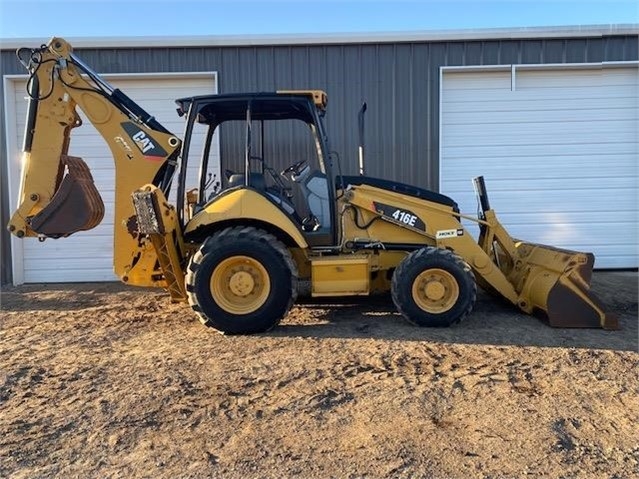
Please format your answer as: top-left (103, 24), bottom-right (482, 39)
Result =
top-left (281, 160), bottom-right (307, 176)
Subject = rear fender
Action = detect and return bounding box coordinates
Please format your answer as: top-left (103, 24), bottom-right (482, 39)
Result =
top-left (185, 189), bottom-right (308, 249)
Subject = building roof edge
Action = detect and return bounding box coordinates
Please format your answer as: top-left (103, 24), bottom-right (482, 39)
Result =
top-left (1, 24), bottom-right (638, 50)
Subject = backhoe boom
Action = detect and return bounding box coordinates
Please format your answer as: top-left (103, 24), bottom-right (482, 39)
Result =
top-left (7, 37), bottom-right (182, 288)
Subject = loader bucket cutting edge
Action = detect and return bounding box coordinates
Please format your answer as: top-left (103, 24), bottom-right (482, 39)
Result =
top-left (546, 276), bottom-right (619, 330)
top-left (512, 243), bottom-right (618, 330)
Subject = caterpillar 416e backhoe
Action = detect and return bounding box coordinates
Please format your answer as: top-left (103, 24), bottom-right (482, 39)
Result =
top-left (8, 38), bottom-right (617, 334)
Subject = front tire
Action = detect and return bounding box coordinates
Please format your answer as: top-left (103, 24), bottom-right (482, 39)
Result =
top-left (391, 247), bottom-right (476, 327)
top-left (186, 226), bottom-right (298, 334)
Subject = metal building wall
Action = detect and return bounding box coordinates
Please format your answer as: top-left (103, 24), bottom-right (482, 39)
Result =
top-left (1, 33), bottom-right (637, 284)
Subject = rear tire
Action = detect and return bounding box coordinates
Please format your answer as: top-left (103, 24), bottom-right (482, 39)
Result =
top-left (392, 247), bottom-right (476, 327)
top-left (186, 226), bottom-right (297, 334)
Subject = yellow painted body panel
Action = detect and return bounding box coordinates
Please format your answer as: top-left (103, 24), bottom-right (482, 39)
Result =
top-left (342, 184), bottom-right (520, 302)
top-left (185, 189), bottom-right (308, 248)
top-left (311, 256), bottom-right (370, 296)
top-left (276, 90), bottom-right (327, 110)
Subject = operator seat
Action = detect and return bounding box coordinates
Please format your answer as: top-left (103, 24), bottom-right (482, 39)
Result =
top-left (227, 173), bottom-right (266, 190)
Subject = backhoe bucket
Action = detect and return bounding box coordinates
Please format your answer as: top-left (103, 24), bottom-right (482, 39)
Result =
top-left (30, 155), bottom-right (105, 238)
top-left (511, 242), bottom-right (618, 329)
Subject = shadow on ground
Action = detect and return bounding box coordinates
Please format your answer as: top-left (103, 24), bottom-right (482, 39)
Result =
top-left (269, 272), bottom-right (638, 352)
top-left (2, 273), bottom-right (637, 352)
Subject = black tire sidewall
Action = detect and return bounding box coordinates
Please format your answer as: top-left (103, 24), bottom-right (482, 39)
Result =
top-left (393, 249), bottom-right (475, 327)
top-left (192, 237), bottom-right (293, 334)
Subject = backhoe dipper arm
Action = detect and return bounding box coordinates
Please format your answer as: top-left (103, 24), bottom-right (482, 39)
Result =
top-left (7, 37), bottom-right (182, 287)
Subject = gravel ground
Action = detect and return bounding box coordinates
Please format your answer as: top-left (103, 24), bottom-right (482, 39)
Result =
top-left (1, 271), bottom-right (637, 478)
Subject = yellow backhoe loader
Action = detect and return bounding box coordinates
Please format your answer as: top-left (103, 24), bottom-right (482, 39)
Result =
top-left (7, 38), bottom-right (617, 334)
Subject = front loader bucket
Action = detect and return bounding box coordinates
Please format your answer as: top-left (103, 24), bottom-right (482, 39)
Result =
top-left (29, 155), bottom-right (105, 238)
top-left (511, 243), bottom-right (618, 330)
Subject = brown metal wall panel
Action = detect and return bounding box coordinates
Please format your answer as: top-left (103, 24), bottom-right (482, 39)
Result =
top-left (1, 33), bottom-right (638, 283)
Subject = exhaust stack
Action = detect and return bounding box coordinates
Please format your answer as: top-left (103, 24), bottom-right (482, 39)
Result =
top-left (358, 102), bottom-right (367, 176)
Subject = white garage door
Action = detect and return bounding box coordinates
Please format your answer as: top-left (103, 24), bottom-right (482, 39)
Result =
top-left (440, 65), bottom-right (638, 269)
top-left (8, 74), bottom-right (218, 283)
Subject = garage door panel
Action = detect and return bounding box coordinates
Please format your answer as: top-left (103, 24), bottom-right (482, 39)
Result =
top-left (442, 124), bottom-right (635, 142)
top-left (442, 71), bottom-right (512, 89)
top-left (23, 267), bottom-right (116, 283)
top-left (443, 96), bottom-right (636, 113)
top-left (444, 109), bottom-right (637, 126)
top-left (497, 211), bottom-right (637, 226)
top-left (442, 86), bottom-right (634, 104)
top-left (443, 158), bottom-right (636, 179)
top-left (443, 153), bottom-right (635, 167)
top-left (441, 66), bottom-right (638, 268)
top-left (12, 74), bottom-right (217, 283)
top-left (456, 218), bottom-right (636, 262)
top-left (516, 68), bottom-right (638, 88)
top-left (493, 222), bottom-right (637, 245)
top-left (443, 141), bottom-right (637, 159)
top-left (445, 176), bottom-right (636, 193)
top-left (449, 189), bottom-right (636, 215)
top-left (25, 255), bottom-right (114, 267)
top-left (21, 235), bottom-right (113, 253)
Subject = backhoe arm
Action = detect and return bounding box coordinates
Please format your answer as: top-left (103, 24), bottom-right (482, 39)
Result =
top-left (7, 37), bottom-right (183, 287)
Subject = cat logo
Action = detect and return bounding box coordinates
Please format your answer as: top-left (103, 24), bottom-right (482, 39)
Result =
top-left (131, 130), bottom-right (155, 154)
top-left (121, 122), bottom-right (167, 159)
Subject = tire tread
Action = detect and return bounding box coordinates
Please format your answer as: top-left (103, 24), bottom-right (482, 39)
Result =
top-left (185, 226), bottom-right (298, 333)
top-left (391, 247), bottom-right (476, 327)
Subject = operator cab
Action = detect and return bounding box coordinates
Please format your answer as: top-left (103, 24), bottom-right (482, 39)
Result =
top-left (175, 91), bottom-right (336, 247)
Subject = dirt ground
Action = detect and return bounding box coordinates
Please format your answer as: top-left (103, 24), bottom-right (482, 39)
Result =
top-left (1, 272), bottom-right (637, 479)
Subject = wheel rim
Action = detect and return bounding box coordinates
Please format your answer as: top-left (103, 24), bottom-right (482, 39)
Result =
top-left (210, 255), bottom-right (271, 315)
top-left (412, 268), bottom-right (459, 313)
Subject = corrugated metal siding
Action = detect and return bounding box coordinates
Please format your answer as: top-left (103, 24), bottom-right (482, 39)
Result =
top-left (1, 34), bottom-right (637, 284)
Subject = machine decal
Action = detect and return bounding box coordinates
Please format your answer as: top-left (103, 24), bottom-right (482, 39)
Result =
top-left (436, 228), bottom-right (464, 239)
top-left (114, 136), bottom-right (135, 160)
top-left (373, 202), bottom-right (426, 231)
top-left (121, 122), bottom-right (167, 159)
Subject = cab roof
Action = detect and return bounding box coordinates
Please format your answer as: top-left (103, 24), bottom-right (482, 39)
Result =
top-left (175, 90), bottom-right (327, 125)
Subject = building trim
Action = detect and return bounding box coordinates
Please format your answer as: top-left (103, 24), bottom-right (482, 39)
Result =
top-left (4, 74), bottom-right (25, 285)
top-left (441, 60), bottom-right (639, 74)
top-left (1, 24), bottom-right (637, 50)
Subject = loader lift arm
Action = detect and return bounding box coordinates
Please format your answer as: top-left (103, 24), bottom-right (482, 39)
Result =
top-left (7, 38), bottom-right (183, 288)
